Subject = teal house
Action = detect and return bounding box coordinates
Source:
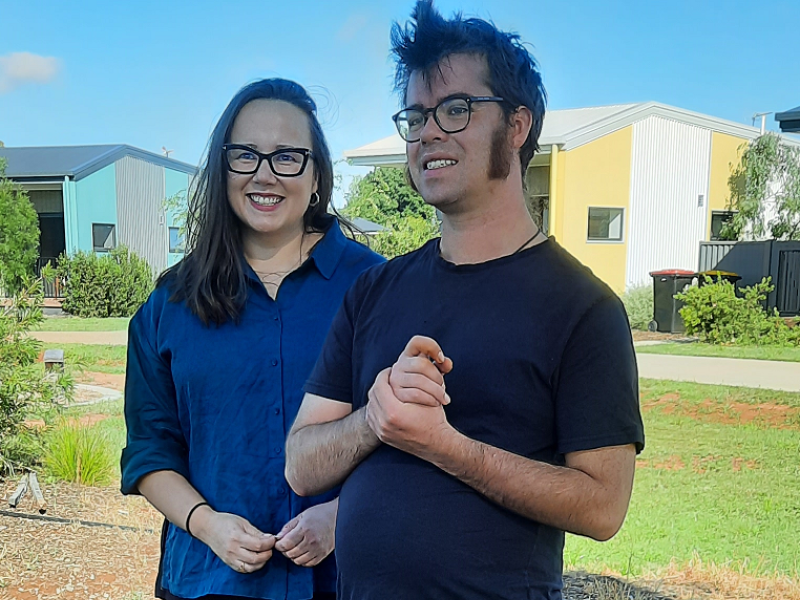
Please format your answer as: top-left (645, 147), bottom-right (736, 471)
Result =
top-left (0, 145), bottom-right (196, 279)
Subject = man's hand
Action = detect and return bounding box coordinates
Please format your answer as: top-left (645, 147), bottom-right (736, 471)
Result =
top-left (274, 500), bottom-right (337, 567)
top-left (388, 335), bottom-right (453, 407)
top-left (193, 508), bottom-right (275, 574)
top-left (367, 367), bottom-right (453, 456)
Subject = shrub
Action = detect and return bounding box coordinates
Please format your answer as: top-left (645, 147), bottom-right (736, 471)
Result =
top-left (57, 246), bottom-right (153, 317)
top-left (621, 284), bottom-right (654, 330)
top-left (676, 277), bottom-right (800, 345)
top-left (0, 279), bottom-right (73, 475)
top-left (44, 421), bottom-right (115, 486)
top-left (0, 158), bottom-right (40, 295)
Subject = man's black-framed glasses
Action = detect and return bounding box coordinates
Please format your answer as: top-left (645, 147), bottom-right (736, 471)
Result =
top-left (392, 96), bottom-right (506, 142)
top-left (223, 144), bottom-right (314, 177)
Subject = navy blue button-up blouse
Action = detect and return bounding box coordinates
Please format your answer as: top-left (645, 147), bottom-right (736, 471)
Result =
top-left (121, 220), bottom-right (383, 599)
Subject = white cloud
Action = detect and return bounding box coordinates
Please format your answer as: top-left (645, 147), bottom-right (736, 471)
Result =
top-left (337, 14), bottom-right (369, 42)
top-left (0, 52), bottom-right (62, 94)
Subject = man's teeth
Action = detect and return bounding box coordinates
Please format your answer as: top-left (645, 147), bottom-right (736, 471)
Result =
top-left (249, 195), bottom-right (282, 206)
top-left (426, 159), bottom-right (457, 170)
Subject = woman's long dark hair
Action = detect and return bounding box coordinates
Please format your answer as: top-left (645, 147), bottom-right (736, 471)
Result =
top-left (159, 79), bottom-right (338, 325)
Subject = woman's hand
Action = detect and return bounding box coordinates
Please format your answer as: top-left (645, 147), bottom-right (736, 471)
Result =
top-left (274, 499), bottom-right (337, 567)
top-left (193, 507), bottom-right (276, 574)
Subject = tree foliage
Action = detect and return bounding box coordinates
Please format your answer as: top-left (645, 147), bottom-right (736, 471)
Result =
top-left (1, 279), bottom-right (73, 475)
top-left (341, 167), bottom-right (439, 258)
top-left (0, 158), bottom-right (40, 295)
top-left (56, 246), bottom-right (153, 317)
top-left (677, 277), bottom-right (799, 345)
top-left (723, 133), bottom-right (800, 241)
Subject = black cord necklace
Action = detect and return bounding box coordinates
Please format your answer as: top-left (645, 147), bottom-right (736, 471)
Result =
top-left (513, 230), bottom-right (543, 254)
top-left (438, 229), bottom-right (544, 261)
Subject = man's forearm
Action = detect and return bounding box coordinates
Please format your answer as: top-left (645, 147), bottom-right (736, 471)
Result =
top-left (421, 431), bottom-right (635, 541)
top-left (286, 407), bottom-right (381, 496)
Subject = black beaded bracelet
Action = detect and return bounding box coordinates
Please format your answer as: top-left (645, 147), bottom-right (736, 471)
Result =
top-left (185, 501), bottom-right (209, 539)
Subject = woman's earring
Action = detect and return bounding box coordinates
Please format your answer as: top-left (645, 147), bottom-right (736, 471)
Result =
top-left (309, 192), bottom-right (320, 207)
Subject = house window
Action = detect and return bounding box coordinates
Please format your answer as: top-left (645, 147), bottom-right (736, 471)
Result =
top-left (92, 223), bottom-right (116, 252)
top-left (710, 210), bottom-right (736, 241)
top-left (169, 227), bottom-right (185, 253)
top-left (587, 207), bottom-right (624, 241)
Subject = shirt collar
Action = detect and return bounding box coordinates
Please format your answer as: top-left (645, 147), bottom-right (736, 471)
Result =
top-left (308, 214), bottom-right (347, 280)
top-left (240, 214), bottom-right (346, 286)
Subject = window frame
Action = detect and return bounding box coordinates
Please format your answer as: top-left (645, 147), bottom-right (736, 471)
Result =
top-left (92, 223), bottom-right (117, 253)
top-left (168, 226), bottom-right (185, 254)
top-left (710, 210), bottom-right (736, 241)
top-left (587, 206), bottom-right (625, 243)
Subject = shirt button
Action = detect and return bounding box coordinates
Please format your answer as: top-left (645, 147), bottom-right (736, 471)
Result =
top-left (274, 408), bottom-right (281, 416)
top-left (275, 447), bottom-right (282, 455)
top-left (278, 485), bottom-right (287, 496)
top-left (271, 359), bottom-right (278, 367)
top-left (273, 315), bottom-right (279, 321)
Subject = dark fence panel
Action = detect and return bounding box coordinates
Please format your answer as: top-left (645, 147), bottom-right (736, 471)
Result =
top-left (772, 245), bottom-right (800, 316)
top-left (698, 240), bottom-right (800, 316)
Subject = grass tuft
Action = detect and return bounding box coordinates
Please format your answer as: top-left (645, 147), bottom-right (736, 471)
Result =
top-left (43, 421), bottom-right (116, 486)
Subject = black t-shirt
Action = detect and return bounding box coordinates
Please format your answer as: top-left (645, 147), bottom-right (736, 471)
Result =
top-left (305, 237), bottom-right (645, 600)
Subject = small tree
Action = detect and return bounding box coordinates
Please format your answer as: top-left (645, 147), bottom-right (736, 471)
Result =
top-left (342, 167), bottom-right (439, 259)
top-left (57, 246), bottom-right (153, 317)
top-left (722, 133), bottom-right (800, 241)
top-left (0, 158), bottom-right (40, 295)
top-left (163, 189), bottom-right (188, 239)
top-left (0, 279), bottom-right (73, 475)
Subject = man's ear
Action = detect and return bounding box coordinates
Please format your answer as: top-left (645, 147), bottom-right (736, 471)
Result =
top-left (510, 106), bottom-right (533, 150)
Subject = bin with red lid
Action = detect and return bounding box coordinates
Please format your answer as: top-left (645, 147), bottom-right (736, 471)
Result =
top-left (648, 269), bottom-right (697, 333)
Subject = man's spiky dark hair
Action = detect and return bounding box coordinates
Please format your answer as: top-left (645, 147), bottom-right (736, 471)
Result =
top-left (391, 0), bottom-right (547, 170)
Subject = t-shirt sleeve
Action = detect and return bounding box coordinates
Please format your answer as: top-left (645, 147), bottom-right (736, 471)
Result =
top-left (120, 297), bottom-right (190, 495)
top-left (303, 276), bottom-right (362, 404)
top-left (553, 294), bottom-right (645, 455)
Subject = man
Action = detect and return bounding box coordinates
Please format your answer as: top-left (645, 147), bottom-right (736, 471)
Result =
top-left (285, 2), bottom-right (645, 598)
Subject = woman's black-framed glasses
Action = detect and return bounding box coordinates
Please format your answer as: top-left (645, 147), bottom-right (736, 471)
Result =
top-left (392, 96), bottom-right (506, 142)
top-left (223, 144), bottom-right (314, 177)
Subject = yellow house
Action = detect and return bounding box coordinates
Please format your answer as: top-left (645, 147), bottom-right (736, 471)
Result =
top-left (344, 102), bottom-right (797, 293)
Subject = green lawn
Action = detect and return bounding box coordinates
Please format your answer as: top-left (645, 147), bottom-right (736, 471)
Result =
top-left (43, 342), bottom-right (127, 374)
top-left (565, 379), bottom-right (800, 578)
top-left (36, 317), bottom-right (131, 332)
top-left (56, 378), bottom-right (800, 580)
top-left (637, 341), bottom-right (800, 363)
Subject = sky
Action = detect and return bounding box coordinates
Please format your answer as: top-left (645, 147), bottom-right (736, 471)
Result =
top-left (1, 0), bottom-right (798, 205)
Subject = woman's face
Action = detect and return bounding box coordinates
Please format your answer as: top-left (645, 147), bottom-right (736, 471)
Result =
top-left (225, 99), bottom-right (317, 244)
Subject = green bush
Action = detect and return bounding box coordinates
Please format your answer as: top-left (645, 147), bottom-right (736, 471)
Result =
top-left (0, 279), bottom-right (73, 475)
top-left (0, 158), bottom-right (40, 295)
top-left (57, 246), bottom-right (153, 317)
top-left (44, 421), bottom-right (115, 486)
top-left (621, 284), bottom-right (654, 330)
top-left (676, 277), bottom-right (800, 345)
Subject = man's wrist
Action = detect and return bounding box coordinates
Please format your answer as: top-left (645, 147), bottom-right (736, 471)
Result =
top-left (418, 422), bottom-right (463, 466)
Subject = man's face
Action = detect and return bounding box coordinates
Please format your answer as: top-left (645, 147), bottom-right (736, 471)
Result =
top-left (405, 53), bottom-right (513, 211)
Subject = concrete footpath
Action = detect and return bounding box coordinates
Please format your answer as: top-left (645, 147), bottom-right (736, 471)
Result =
top-left (635, 352), bottom-right (800, 392)
top-left (30, 331), bottom-right (800, 393)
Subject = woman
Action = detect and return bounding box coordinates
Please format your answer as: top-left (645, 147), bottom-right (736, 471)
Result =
top-left (121, 78), bottom-right (384, 600)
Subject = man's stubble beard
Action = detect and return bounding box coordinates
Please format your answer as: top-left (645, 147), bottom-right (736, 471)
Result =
top-left (405, 122), bottom-right (516, 210)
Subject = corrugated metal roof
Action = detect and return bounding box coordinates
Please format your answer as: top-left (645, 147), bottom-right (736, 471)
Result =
top-left (776, 106), bottom-right (800, 119)
top-left (0, 144), bottom-right (197, 180)
top-left (776, 106), bottom-right (800, 133)
top-left (344, 103), bottom-right (639, 164)
top-left (343, 101), bottom-right (800, 166)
